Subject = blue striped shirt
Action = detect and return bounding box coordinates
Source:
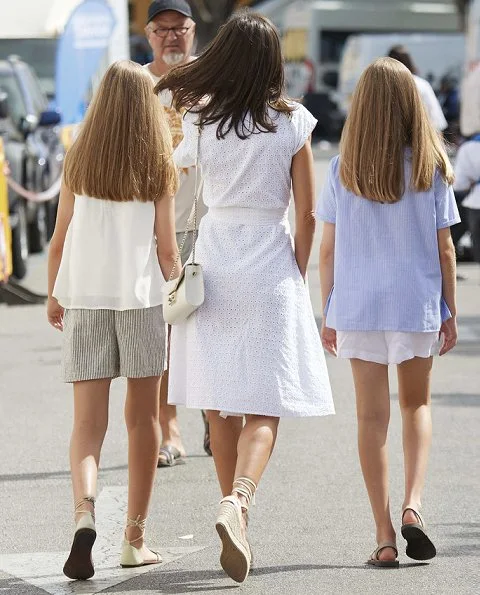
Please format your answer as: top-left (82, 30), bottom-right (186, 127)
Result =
top-left (316, 155), bottom-right (460, 332)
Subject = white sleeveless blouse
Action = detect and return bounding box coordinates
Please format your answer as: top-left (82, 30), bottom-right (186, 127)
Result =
top-left (53, 195), bottom-right (165, 310)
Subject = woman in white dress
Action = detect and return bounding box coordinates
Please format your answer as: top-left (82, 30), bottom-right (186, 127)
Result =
top-left (157, 13), bottom-right (334, 583)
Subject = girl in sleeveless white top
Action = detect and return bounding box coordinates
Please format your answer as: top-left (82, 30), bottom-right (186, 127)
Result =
top-left (47, 61), bottom-right (179, 578)
top-left (157, 13), bottom-right (334, 584)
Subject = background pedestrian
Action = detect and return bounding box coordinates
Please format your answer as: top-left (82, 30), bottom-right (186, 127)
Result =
top-left (144, 0), bottom-right (209, 466)
top-left (453, 136), bottom-right (480, 270)
top-left (388, 45), bottom-right (448, 133)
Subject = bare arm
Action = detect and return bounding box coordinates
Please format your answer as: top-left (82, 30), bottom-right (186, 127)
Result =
top-left (319, 222), bottom-right (337, 355)
top-left (319, 222), bottom-right (335, 311)
top-left (291, 140), bottom-right (316, 278)
top-left (47, 181), bottom-right (74, 330)
top-left (437, 226), bottom-right (458, 355)
top-left (48, 181), bottom-right (74, 299)
top-left (155, 195), bottom-right (180, 281)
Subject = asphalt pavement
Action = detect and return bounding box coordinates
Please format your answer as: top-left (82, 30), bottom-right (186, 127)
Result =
top-left (0, 157), bottom-right (479, 595)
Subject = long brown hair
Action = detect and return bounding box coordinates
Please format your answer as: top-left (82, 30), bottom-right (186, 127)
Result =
top-left (340, 57), bottom-right (453, 204)
top-left (155, 12), bottom-right (293, 139)
top-left (64, 60), bottom-right (178, 202)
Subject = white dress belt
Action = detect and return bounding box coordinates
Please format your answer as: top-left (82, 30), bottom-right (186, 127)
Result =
top-left (206, 206), bottom-right (288, 225)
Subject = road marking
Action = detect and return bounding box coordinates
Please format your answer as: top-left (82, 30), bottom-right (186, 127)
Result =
top-left (0, 487), bottom-right (206, 595)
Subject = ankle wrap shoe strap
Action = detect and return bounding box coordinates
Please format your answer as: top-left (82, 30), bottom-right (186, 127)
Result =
top-left (232, 477), bottom-right (257, 510)
top-left (74, 496), bottom-right (96, 521)
top-left (125, 515), bottom-right (148, 545)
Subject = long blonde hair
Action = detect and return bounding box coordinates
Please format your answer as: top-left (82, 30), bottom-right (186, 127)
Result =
top-left (340, 57), bottom-right (453, 204)
top-left (64, 60), bottom-right (178, 202)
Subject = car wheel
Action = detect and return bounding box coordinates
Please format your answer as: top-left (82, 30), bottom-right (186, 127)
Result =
top-left (11, 201), bottom-right (29, 280)
top-left (28, 203), bottom-right (48, 253)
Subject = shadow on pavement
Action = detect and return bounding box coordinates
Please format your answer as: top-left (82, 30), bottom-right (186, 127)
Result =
top-left (103, 563), bottom-right (430, 594)
top-left (0, 576), bottom-right (46, 594)
top-left (0, 464), bottom-right (129, 483)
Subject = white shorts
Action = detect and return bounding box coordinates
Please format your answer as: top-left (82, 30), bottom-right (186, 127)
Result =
top-left (336, 331), bottom-right (440, 365)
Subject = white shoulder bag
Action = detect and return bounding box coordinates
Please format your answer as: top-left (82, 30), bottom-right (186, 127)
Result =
top-left (162, 124), bottom-right (205, 325)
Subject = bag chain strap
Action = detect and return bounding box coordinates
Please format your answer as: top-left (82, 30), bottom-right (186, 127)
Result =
top-left (168, 123), bottom-right (202, 283)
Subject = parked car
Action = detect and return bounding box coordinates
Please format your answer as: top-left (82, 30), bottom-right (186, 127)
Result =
top-left (0, 130), bottom-right (12, 283)
top-left (0, 56), bottom-right (64, 279)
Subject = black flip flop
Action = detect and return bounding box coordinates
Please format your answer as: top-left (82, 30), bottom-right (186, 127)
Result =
top-left (401, 508), bottom-right (436, 561)
top-left (366, 542), bottom-right (399, 568)
top-left (157, 445), bottom-right (185, 468)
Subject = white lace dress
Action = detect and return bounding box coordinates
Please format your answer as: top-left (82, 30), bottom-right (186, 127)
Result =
top-left (168, 103), bottom-right (334, 418)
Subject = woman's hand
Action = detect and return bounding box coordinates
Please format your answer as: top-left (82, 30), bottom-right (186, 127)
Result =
top-left (47, 297), bottom-right (64, 331)
top-left (321, 322), bottom-right (337, 356)
top-left (439, 316), bottom-right (457, 356)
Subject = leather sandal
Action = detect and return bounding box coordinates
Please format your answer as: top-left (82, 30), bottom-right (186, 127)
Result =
top-left (63, 496), bottom-right (96, 580)
top-left (401, 507), bottom-right (436, 561)
top-left (157, 445), bottom-right (185, 467)
top-left (215, 477), bottom-right (256, 583)
top-left (367, 542), bottom-right (399, 568)
top-left (120, 515), bottom-right (162, 568)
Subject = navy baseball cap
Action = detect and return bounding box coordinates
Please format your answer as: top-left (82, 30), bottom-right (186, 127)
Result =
top-left (147, 0), bottom-right (193, 23)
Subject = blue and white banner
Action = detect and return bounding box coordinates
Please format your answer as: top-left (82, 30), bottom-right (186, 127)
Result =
top-left (55, 0), bottom-right (116, 124)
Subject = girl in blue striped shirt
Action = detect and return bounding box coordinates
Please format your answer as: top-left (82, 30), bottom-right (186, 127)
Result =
top-left (317, 57), bottom-right (460, 567)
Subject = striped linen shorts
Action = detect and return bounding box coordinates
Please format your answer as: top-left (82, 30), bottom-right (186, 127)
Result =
top-left (62, 306), bottom-right (167, 383)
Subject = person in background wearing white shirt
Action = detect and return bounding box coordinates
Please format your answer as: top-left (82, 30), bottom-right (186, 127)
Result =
top-left (453, 136), bottom-right (480, 268)
top-left (143, 0), bottom-right (209, 466)
top-left (388, 45), bottom-right (448, 133)
top-left (460, 61), bottom-right (480, 139)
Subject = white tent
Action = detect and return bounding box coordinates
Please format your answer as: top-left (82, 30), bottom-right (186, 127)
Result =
top-left (0, 0), bottom-right (129, 62)
top-left (0, 0), bottom-right (83, 38)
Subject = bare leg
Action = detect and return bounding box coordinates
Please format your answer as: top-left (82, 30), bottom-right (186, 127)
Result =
top-left (159, 369), bottom-right (185, 456)
top-left (70, 379), bottom-right (111, 514)
top-left (125, 375), bottom-right (161, 559)
top-left (234, 415), bottom-right (279, 487)
top-left (214, 414), bottom-right (280, 583)
top-left (397, 356), bottom-right (433, 524)
top-left (208, 411), bottom-right (243, 496)
top-left (350, 359), bottom-right (396, 562)
top-left (158, 329), bottom-right (185, 458)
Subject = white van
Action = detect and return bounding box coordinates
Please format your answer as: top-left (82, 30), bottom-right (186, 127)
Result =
top-left (338, 33), bottom-right (465, 114)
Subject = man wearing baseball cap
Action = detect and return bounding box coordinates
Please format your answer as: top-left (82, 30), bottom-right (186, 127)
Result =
top-left (144, 1), bottom-right (209, 468)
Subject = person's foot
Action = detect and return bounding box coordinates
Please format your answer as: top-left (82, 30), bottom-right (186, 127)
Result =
top-left (121, 517), bottom-right (162, 568)
top-left (401, 507), bottom-right (436, 561)
top-left (377, 544), bottom-right (397, 562)
top-left (402, 509), bottom-right (418, 525)
top-left (157, 442), bottom-right (186, 467)
top-left (158, 419), bottom-right (186, 459)
top-left (376, 529), bottom-right (397, 562)
top-left (216, 496), bottom-right (251, 583)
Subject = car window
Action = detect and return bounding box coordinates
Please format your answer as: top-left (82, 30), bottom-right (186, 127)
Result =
top-left (0, 71), bottom-right (27, 126)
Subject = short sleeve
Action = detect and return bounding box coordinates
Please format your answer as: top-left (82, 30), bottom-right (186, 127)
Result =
top-left (434, 171), bottom-right (461, 229)
top-left (291, 103), bottom-right (318, 155)
top-left (173, 111), bottom-right (200, 168)
top-left (315, 156), bottom-right (338, 224)
top-left (453, 143), bottom-right (475, 191)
